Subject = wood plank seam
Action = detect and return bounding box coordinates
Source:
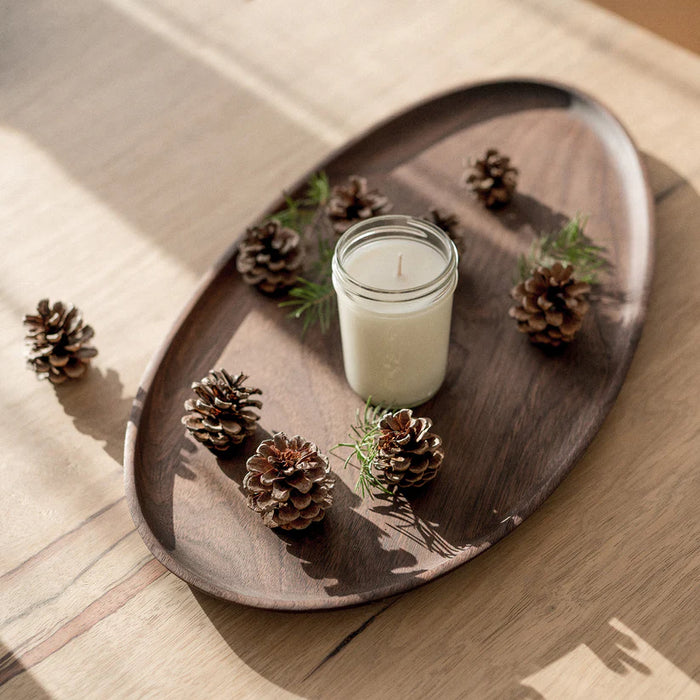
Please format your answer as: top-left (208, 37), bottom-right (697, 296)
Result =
top-left (302, 598), bottom-right (400, 681)
top-left (0, 558), bottom-right (166, 687)
top-left (0, 497), bottom-right (126, 582)
top-left (3, 530), bottom-right (137, 631)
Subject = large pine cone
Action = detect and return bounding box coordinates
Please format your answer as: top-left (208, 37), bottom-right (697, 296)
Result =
top-left (466, 148), bottom-right (518, 209)
top-left (23, 299), bottom-right (98, 384)
top-left (509, 263), bottom-right (591, 346)
top-left (327, 175), bottom-right (392, 234)
top-left (375, 409), bottom-right (444, 489)
top-left (182, 369), bottom-right (262, 455)
top-left (236, 220), bottom-right (303, 293)
top-left (244, 433), bottom-right (334, 530)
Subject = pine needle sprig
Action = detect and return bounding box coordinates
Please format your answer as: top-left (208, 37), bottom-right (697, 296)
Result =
top-left (332, 399), bottom-right (392, 499)
top-left (517, 214), bottom-right (608, 284)
top-left (306, 171), bottom-right (331, 208)
top-left (277, 173), bottom-right (338, 334)
top-left (266, 172), bottom-right (330, 232)
top-left (279, 232), bottom-right (337, 334)
top-left (279, 277), bottom-right (335, 334)
top-left (270, 194), bottom-right (303, 230)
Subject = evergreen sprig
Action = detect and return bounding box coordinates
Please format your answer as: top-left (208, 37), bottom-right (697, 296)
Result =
top-left (279, 277), bottom-right (335, 334)
top-left (266, 172), bottom-right (330, 232)
top-left (276, 172), bottom-right (338, 333)
top-left (517, 215), bottom-right (607, 284)
top-left (280, 234), bottom-right (336, 333)
top-left (332, 399), bottom-right (392, 499)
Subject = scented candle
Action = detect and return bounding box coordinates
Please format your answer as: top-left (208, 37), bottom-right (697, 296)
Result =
top-left (332, 215), bottom-right (458, 407)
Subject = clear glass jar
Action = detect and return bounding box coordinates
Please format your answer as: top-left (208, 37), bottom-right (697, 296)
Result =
top-left (332, 215), bottom-right (458, 407)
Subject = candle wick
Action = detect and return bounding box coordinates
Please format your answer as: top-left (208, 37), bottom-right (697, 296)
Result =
top-left (397, 253), bottom-right (403, 277)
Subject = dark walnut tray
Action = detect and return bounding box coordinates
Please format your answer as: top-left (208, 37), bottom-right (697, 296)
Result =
top-left (124, 79), bottom-right (653, 610)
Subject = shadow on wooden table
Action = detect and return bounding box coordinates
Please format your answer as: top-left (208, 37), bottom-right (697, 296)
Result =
top-left (0, 642), bottom-right (52, 698)
top-left (55, 367), bottom-right (133, 465)
top-left (191, 156), bottom-right (700, 699)
top-left (0, 0), bottom-right (331, 278)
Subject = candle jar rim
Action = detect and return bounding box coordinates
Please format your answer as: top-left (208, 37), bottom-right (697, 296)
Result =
top-left (332, 214), bottom-right (458, 304)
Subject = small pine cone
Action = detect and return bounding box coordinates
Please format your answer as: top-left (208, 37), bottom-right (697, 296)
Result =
top-left (466, 148), bottom-right (518, 208)
top-left (23, 299), bottom-right (98, 385)
top-left (244, 433), bottom-right (334, 530)
top-left (236, 220), bottom-right (303, 293)
top-left (426, 207), bottom-right (465, 255)
top-left (375, 409), bottom-right (444, 489)
top-left (327, 175), bottom-right (392, 234)
top-left (509, 263), bottom-right (591, 346)
top-left (182, 369), bottom-right (262, 455)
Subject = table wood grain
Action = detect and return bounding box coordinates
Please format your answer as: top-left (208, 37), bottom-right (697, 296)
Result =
top-left (1, 0), bottom-right (698, 697)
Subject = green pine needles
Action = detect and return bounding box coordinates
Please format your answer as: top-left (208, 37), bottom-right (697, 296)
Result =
top-left (332, 399), bottom-right (392, 499)
top-left (517, 215), bottom-right (608, 284)
top-left (266, 171), bottom-right (330, 231)
top-left (279, 236), bottom-right (335, 334)
top-left (274, 172), bottom-right (337, 334)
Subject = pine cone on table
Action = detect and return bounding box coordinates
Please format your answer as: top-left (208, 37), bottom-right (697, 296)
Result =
top-left (23, 299), bottom-right (98, 385)
top-left (244, 433), bottom-right (334, 530)
top-left (236, 219), bottom-right (303, 293)
top-left (182, 369), bottom-right (262, 455)
top-left (326, 175), bottom-right (392, 234)
top-left (509, 262), bottom-right (591, 346)
top-left (375, 409), bottom-right (444, 489)
top-left (466, 148), bottom-right (518, 209)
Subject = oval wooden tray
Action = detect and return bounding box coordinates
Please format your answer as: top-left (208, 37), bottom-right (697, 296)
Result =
top-left (124, 79), bottom-right (653, 610)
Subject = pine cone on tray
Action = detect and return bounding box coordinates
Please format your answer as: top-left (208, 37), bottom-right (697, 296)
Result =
top-left (326, 175), bottom-right (392, 234)
top-left (375, 409), bottom-right (444, 489)
top-left (466, 148), bottom-right (518, 209)
top-left (244, 433), bottom-right (334, 530)
top-left (426, 207), bottom-right (465, 255)
top-left (236, 219), bottom-right (304, 294)
top-left (509, 262), bottom-right (591, 346)
top-left (23, 299), bottom-right (98, 385)
top-left (182, 369), bottom-right (262, 455)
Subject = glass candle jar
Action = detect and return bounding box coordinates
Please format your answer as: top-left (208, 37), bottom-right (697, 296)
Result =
top-left (332, 215), bottom-right (459, 407)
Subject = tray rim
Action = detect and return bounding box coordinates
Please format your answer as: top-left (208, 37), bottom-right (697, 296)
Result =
top-left (123, 76), bottom-right (655, 611)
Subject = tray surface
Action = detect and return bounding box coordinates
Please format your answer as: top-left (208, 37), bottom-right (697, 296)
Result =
top-left (124, 79), bottom-right (653, 610)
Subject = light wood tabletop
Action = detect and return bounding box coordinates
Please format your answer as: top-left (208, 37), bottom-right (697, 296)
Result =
top-left (1, 1), bottom-right (699, 698)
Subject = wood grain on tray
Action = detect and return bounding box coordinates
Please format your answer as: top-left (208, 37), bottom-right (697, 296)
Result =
top-left (124, 80), bottom-right (653, 610)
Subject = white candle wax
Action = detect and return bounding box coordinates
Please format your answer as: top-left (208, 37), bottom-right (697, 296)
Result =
top-left (343, 239), bottom-right (445, 290)
top-left (332, 216), bottom-right (458, 407)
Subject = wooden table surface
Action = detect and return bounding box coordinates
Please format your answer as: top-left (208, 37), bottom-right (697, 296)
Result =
top-left (1, 1), bottom-right (699, 698)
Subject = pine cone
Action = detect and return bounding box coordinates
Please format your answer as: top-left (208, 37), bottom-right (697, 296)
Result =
top-left (244, 433), bottom-right (334, 530)
top-left (426, 207), bottom-right (465, 255)
top-left (182, 369), bottom-right (262, 455)
top-left (236, 219), bottom-right (303, 293)
top-left (466, 149), bottom-right (518, 208)
top-left (509, 263), bottom-right (591, 346)
top-left (327, 175), bottom-right (392, 234)
top-left (23, 299), bottom-right (98, 384)
top-left (375, 409), bottom-right (444, 489)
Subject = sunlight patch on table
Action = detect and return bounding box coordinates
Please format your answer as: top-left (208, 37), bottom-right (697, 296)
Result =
top-left (520, 617), bottom-right (700, 699)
